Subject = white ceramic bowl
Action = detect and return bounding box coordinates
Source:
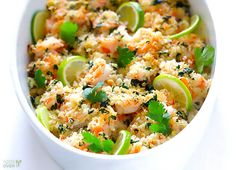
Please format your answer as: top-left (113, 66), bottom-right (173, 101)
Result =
top-left (12, 0), bottom-right (217, 170)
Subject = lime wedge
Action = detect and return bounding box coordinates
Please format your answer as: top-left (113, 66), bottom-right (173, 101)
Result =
top-left (57, 56), bottom-right (87, 86)
top-left (35, 105), bottom-right (51, 130)
top-left (117, 2), bottom-right (144, 32)
top-left (153, 74), bottom-right (192, 111)
top-left (31, 10), bottom-right (49, 43)
top-left (112, 130), bottom-right (131, 155)
top-left (169, 15), bottom-right (200, 39)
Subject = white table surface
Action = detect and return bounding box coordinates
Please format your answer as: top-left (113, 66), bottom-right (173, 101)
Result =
top-left (1, 0), bottom-right (236, 170)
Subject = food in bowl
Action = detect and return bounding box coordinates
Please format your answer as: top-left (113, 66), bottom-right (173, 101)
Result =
top-left (27, 0), bottom-right (215, 155)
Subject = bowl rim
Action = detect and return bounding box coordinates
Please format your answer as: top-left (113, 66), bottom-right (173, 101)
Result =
top-left (11, 0), bottom-right (218, 161)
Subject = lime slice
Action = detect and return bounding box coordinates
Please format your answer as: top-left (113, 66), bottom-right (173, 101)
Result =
top-left (112, 130), bottom-right (131, 155)
top-left (117, 2), bottom-right (144, 32)
top-left (35, 105), bottom-right (51, 130)
top-left (31, 10), bottom-right (49, 43)
top-left (57, 56), bottom-right (87, 86)
top-left (169, 15), bottom-right (200, 39)
top-left (153, 74), bottom-right (192, 111)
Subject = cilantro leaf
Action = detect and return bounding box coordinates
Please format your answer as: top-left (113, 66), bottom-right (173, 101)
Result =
top-left (82, 131), bottom-right (114, 154)
top-left (82, 131), bottom-right (100, 145)
top-left (88, 143), bottom-right (103, 153)
top-left (82, 82), bottom-right (108, 103)
top-left (102, 140), bottom-right (114, 154)
top-left (194, 45), bottom-right (215, 73)
top-left (117, 46), bottom-right (135, 67)
top-left (147, 100), bottom-right (165, 122)
top-left (147, 100), bottom-right (171, 136)
top-left (34, 69), bottom-right (46, 88)
top-left (60, 21), bottom-right (78, 45)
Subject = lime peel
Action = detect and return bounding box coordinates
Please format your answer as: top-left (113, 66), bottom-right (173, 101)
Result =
top-left (153, 74), bottom-right (192, 111)
top-left (35, 105), bottom-right (51, 130)
top-left (169, 15), bottom-right (200, 39)
top-left (31, 10), bottom-right (49, 43)
top-left (117, 2), bottom-right (144, 32)
top-left (112, 130), bottom-right (131, 155)
top-left (57, 56), bottom-right (87, 86)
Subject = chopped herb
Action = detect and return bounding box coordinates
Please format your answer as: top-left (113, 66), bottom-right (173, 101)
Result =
top-left (178, 68), bottom-right (193, 77)
top-left (194, 45), bottom-right (215, 73)
top-left (121, 83), bottom-right (129, 89)
top-left (82, 82), bottom-right (108, 103)
top-left (51, 103), bottom-right (58, 110)
top-left (110, 115), bottom-right (117, 120)
top-left (117, 46), bottom-right (135, 67)
top-left (69, 118), bottom-right (74, 124)
top-left (145, 67), bottom-right (152, 71)
top-left (88, 109), bottom-right (94, 114)
top-left (131, 79), bottom-right (147, 87)
top-left (100, 99), bottom-right (109, 107)
top-left (52, 79), bottom-right (59, 85)
top-left (153, 0), bottom-right (164, 5)
top-left (34, 69), bottom-right (46, 88)
top-left (147, 100), bottom-right (171, 135)
top-left (88, 61), bottom-right (94, 69)
top-left (109, 28), bottom-right (116, 34)
top-left (162, 15), bottom-right (171, 22)
top-left (82, 132), bottom-right (114, 153)
top-left (176, 110), bottom-right (188, 120)
top-left (58, 124), bottom-right (65, 134)
top-left (176, 53), bottom-right (181, 62)
top-left (99, 108), bottom-right (108, 113)
top-left (53, 64), bottom-right (58, 70)
top-left (145, 84), bottom-right (154, 91)
top-left (46, 71), bottom-right (53, 76)
top-left (130, 139), bottom-right (139, 144)
top-left (30, 96), bottom-right (36, 108)
top-left (56, 94), bottom-right (64, 104)
top-left (176, 65), bottom-right (181, 69)
top-left (178, 71), bottom-right (185, 77)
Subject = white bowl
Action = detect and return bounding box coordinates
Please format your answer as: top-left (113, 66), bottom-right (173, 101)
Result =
top-left (12, 0), bottom-right (217, 170)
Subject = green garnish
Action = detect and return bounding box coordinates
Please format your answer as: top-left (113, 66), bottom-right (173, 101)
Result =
top-left (60, 21), bottom-right (78, 45)
top-left (147, 100), bottom-right (171, 135)
top-left (34, 69), bottom-right (46, 87)
top-left (82, 132), bottom-right (114, 153)
top-left (117, 46), bottom-right (135, 67)
top-left (194, 45), bottom-right (215, 73)
top-left (35, 105), bottom-right (51, 130)
top-left (82, 82), bottom-right (108, 103)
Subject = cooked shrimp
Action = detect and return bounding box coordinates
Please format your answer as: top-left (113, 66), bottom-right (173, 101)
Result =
top-left (85, 58), bottom-right (112, 85)
top-left (93, 11), bottom-right (119, 33)
top-left (99, 37), bottom-right (118, 54)
top-left (115, 99), bottom-right (141, 114)
top-left (30, 36), bottom-right (64, 58)
top-left (90, 0), bottom-right (107, 10)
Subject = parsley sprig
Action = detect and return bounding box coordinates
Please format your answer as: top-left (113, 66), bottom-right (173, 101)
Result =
top-left (147, 100), bottom-right (171, 136)
top-left (34, 69), bottom-right (46, 87)
top-left (82, 82), bottom-right (108, 103)
top-left (194, 45), bottom-right (215, 73)
top-left (117, 46), bottom-right (135, 67)
top-left (82, 131), bottom-right (114, 153)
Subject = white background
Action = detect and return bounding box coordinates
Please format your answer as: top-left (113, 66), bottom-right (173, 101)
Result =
top-left (1, 0), bottom-right (236, 170)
